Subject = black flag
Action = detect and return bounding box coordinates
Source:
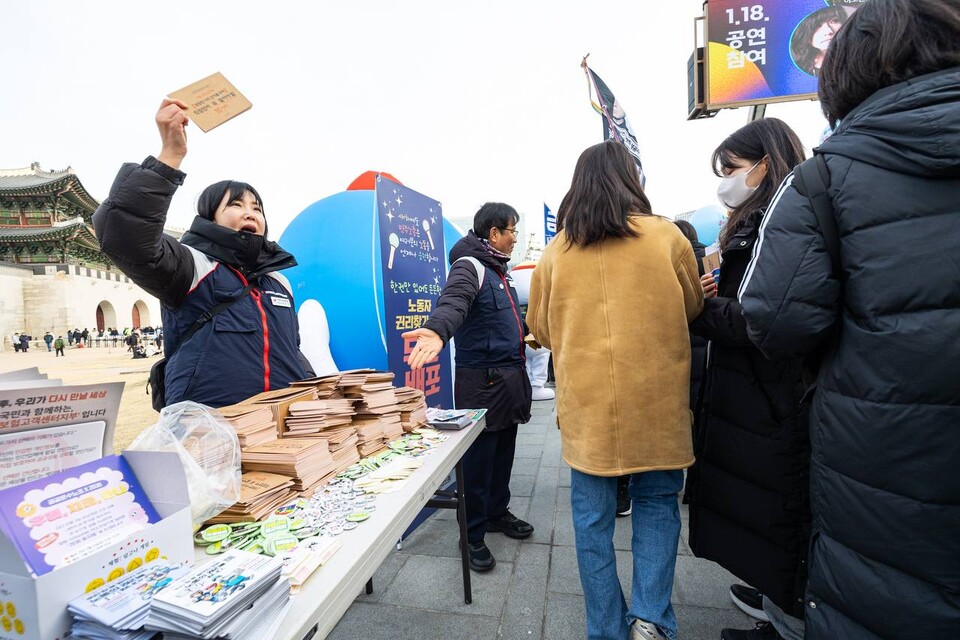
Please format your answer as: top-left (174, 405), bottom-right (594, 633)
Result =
top-left (583, 61), bottom-right (646, 187)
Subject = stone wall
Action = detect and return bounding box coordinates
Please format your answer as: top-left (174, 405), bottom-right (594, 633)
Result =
top-left (0, 264), bottom-right (29, 350)
top-left (1, 264), bottom-right (161, 351)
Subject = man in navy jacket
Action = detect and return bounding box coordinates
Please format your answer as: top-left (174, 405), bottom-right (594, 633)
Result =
top-left (404, 203), bottom-right (534, 572)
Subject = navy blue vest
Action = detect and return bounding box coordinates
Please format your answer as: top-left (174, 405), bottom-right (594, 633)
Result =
top-left (454, 265), bottom-right (526, 369)
top-left (162, 256), bottom-right (305, 408)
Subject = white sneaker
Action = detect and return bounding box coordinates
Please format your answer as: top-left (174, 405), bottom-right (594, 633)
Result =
top-left (630, 619), bottom-right (668, 640)
top-left (531, 386), bottom-right (555, 401)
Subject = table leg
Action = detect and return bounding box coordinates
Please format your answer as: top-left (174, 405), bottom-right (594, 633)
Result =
top-left (365, 578), bottom-right (373, 595)
top-left (455, 460), bottom-right (472, 604)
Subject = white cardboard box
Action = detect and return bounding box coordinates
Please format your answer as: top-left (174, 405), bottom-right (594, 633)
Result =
top-left (0, 450), bottom-right (194, 640)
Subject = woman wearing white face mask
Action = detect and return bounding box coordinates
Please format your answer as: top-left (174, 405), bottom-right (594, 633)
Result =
top-left (685, 119), bottom-right (812, 640)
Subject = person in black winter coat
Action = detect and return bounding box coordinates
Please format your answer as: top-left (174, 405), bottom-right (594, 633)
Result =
top-left (686, 118), bottom-right (809, 640)
top-left (93, 98), bottom-right (311, 408)
top-left (673, 220), bottom-right (708, 410)
top-left (740, 2), bottom-right (960, 637)
top-left (403, 203), bottom-right (533, 573)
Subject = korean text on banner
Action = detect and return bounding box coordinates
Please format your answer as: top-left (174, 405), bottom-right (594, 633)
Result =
top-left (375, 176), bottom-right (454, 408)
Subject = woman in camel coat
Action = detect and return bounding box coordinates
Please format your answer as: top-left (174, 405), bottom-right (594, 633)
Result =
top-left (527, 140), bottom-right (702, 640)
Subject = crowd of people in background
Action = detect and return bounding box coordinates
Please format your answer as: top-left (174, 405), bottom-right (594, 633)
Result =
top-left (6, 325), bottom-right (163, 358)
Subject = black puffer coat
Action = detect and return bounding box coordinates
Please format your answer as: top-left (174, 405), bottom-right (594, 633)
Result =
top-left (689, 241), bottom-right (707, 410)
top-left (93, 157), bottom-right (310, 408)
top-left (740, 67), bottom-right (960, 638)
top-left (687, 214), bottom-right (811, 618)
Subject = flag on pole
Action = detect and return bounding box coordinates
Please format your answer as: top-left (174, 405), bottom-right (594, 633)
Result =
top-left (581, 58), bottom-right (646, 187)
top-left (544, 203), bottom-right (557, 244)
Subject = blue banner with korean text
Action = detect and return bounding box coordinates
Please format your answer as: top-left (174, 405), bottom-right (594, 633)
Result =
top-left (375, 176), bottom-right (454, 408)
top-left (544, 203), bottom-right (557, 244)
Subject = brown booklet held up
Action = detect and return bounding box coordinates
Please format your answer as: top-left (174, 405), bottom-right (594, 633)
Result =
top-left (168, 72), bottom-right (252, 132)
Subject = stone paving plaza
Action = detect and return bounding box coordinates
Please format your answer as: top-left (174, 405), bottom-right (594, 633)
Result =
top-left (329, 399), bottom-right (753, 640)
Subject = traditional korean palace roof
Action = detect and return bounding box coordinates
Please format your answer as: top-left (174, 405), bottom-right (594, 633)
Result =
top-left (0, 218), bottom-right (104, 264)
top-left (0, 163), bottom-right (99, 221)
top-left (1, 217), bottom-right (99, 246)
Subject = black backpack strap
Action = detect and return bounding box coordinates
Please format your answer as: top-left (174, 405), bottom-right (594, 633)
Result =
top-left (792, 154), bottom-right (840, 275)
top-left (181, 282), bottom-right (257, 343)
top-left (792, 154), bottom-right (843, 391)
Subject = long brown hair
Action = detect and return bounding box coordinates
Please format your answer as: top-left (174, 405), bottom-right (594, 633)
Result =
top-left (557, 140), bottom-right (653, 248)
top-left (712, 118), bottom-right (805, 250)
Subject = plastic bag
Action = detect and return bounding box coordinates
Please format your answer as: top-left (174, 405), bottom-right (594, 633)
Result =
top-left (128, 401), bottom-right (242, 531)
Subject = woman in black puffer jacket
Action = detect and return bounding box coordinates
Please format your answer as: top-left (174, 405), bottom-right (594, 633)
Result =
top-left (673, 220), bottom-right (707, 410)
top-left (740, 2), bottom-right (960, 637)
top-left (686, 118), bottom-right (810, 640)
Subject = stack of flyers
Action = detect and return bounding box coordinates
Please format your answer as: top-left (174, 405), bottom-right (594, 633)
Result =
top-left (144, 549), bottom-right (290, 639)
top-left (425, 407), bottom-right (486, 430)
top-left (277, 535), bottom-right (342, 593)
top-left (68, 561), bottom-right (191, 639)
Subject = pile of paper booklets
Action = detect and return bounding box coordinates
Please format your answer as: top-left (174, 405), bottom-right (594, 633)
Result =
top-left (68, 550), bottom-right (289, 640)
top-left (216, 370), bottom-right (431, 511)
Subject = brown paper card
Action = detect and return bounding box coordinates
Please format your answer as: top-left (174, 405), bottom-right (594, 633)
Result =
top-left (702, 251), bottom-right (721, 273)
top-left (168, 72), bottom-right (252, 132)
top-left (238, 471), bottom-right (294, 502)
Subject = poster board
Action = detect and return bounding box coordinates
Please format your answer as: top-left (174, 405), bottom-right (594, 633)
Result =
top-left (0, 383), bottom-right (124, 488)
top-left (374, 176), bottom-right (454, 409)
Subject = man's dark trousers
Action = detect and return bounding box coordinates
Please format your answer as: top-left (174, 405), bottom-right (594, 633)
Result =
top-left (462, 424), bottom-right (518, 543)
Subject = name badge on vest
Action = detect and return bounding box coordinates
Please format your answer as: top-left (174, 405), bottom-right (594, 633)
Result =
top-left (270, 296), bottom-right (291, 308)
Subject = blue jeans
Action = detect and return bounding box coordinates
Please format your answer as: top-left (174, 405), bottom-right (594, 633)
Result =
top-left (570, 469), bottom-right (684, 640)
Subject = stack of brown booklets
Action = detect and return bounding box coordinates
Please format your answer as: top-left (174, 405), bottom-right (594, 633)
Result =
top-left (291, 373), bottom-right (342, 398)
top-left (284, 398), bottom-right (357, 435)
top-left (217, 403), bottom-right (279, 449)
top-left (337, 369), bottom-right (381, 390)
top-left (395, 386), bottom-right (428, 432)
top-left (329, 432), bottom-right (361, 470)
top-left (352, 415), bottom-right (385, 456)
top-left (379, 411), bottom-right (404, 442)
top-left (241, 438), bottom-right (335, 492)
top-left (244, 386), bottom-right (318, 435)
top-left (206, 471), bottom-right (297, 523)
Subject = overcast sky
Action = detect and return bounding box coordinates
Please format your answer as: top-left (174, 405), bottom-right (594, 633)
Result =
top-left (2, 0), bottom-right (829, 244)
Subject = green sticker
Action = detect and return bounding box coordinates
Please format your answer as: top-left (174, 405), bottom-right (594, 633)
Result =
top-left (241, 537), bottom-right (265, 553)
top-left (206, 540), bottom-right (224, 555)
top-left (200, 524), bottom-right (232, 543)
top-left (264, 533), bottom-right (299, 556)
top-left (260, 517), bottom-right (291, 538)
top-left (288, 517), bottom-right (307, 531)
top-left (346, 512), bottom-right (370, 522)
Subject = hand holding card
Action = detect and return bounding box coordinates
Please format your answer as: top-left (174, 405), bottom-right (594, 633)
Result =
top-left (168, 72), bottom-right (252, 133)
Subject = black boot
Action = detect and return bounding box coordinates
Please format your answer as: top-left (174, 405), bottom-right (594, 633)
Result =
top-left (486, 510), bottom-right (534, 539)
top-left (465, 541), bottom-right (496, 572)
